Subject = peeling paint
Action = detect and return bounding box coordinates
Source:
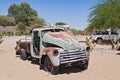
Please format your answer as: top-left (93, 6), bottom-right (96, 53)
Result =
top-left (43, 48), bottom-right (53, 53)
top-left (49, 32), bottom-right (70, 42)
top-left (42, 32), bottom-right (80, 50)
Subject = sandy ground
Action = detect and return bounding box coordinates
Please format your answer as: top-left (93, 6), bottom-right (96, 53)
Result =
top-left (0, 36), bottom-right (120, 80)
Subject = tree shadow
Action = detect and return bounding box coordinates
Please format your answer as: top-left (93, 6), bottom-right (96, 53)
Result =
top-left (16, 55), bottom-right (20, 58)
top-left (29, 59), bottom-right (84, 75)
top-left (59, 66), bottom-right (86, 74)
top-left (16, 55), bottom-right (45, 70)
top-left (16, 55), bottom-right (40, 65)
top-left (15, 55), bottom-right (86, 74)
top-left (98, 41), bottom-right (112, 45)
top-left (30, 58), bottom-right (40, 65)
top-left (116, 53), bottom-right (120, 55)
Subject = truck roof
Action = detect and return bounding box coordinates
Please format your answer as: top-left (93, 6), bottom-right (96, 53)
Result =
top-left (33, 27), bottom-right (64, 31)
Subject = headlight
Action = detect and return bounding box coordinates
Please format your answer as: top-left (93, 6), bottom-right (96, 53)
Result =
top-left (53, 49), bottom-right (59, 56)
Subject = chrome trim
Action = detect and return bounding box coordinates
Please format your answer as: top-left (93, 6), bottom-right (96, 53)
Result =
top-left (60, 50), bottom-right (87, 64)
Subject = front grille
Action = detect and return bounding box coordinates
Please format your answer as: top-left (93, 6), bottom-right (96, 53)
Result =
top-left (60, 50), bottom-right (87, 64)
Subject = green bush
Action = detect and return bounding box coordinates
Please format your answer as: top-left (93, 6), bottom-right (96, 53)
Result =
top-left (17, 22), bottom-right (26, 35)
top-left (0, 16), bottom-right (15, 26)
top-left (0, 39), bottom-right (3, 44)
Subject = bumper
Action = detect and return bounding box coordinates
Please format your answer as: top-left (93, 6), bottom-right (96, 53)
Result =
top-left (60, 59), bottom-right (87, 68)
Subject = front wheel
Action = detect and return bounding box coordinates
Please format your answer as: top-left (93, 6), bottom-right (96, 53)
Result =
top-left (80, 60), bottom-right (88, 70)
top-left (97, 38), bottom-right (103, 44)
top-left (44, 56), bottom-right (59, 75)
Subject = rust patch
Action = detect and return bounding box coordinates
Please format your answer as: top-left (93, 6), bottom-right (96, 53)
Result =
top-left (48, 33), bottom-right (70, 42)
top-left (43, 48), bottom-right (60, 54)
top-left (43, 48), bottom-right (54, 54)
top-left (65, 32), bottom-right (77, 40)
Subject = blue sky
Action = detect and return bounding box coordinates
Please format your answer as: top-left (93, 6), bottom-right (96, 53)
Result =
top-left (0, 0), bottom-right (99, 30)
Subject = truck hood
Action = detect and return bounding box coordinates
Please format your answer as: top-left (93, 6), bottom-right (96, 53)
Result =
top-left (42, 32), bottom-right (81, 50)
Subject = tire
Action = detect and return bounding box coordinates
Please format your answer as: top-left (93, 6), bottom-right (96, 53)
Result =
top-left (80, 60), bottom-right (88, 70)
top-left (44, 56), bottom-right (59, 75)
top-left (20, 49), bottom-right (27, 60)
top-left (97, 38), bottom-right (103, 44)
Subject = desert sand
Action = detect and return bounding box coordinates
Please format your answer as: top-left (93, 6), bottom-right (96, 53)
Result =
top-left (0, 36), bottom-right (120, 80)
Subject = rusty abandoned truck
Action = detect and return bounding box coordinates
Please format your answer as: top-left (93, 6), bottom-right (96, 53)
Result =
top-left (15, 27), bottom-right (90, 74)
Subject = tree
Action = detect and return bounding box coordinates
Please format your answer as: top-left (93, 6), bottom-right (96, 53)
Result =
top-left (0, 16), bottom-right (15, 26)
top-left (29, 16), bottom-right (45, 29)
top-left (17, 22), bottom-right (26, 34)
top-left (55, 22), bottom-right (66, 25)
top-left (86, 0), bottom-right (120, 32)
top-left (71, 28), bottom-right (82, 35)
top-left (8, 2), bottom-right (38, 26)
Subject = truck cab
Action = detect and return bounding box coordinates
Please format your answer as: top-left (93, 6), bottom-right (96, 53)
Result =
top-left (15, 27), bottom-right (90, 74)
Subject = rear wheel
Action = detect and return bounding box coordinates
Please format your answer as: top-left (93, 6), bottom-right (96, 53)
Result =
top-left (44, 56), bottom-right (59, 75)
top-left (20, 49), bottom-right (27, 60)
top-left (97, 38), bottom-right (103, 44)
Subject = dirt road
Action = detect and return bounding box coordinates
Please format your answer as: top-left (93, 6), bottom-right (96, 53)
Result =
top-left (0, 36), bottom-right (120, 80)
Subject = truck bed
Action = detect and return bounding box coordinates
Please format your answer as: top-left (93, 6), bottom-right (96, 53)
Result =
top-left (15, 38), bottom-right (31, 55)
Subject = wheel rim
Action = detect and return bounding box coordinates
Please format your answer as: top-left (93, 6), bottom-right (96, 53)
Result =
top-left (83, 61), bottom-right (88, 69)
top-left (45, 57), bottom-right (53, 72)
top-left (20, 53), bottom-right (23, 59)
top-left (84, 63), bottom-right (88, 68)
top-left (98, 39), bottom-right (102, 43)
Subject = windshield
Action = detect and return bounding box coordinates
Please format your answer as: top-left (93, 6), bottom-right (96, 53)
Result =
top-left (41, 29), bottom-right (64, 37)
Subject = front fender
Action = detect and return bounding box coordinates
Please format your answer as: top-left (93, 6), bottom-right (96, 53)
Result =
top-left (43, 48), bottom-right (63, 66)
top-left (47, 52), bottom-right (60, 66)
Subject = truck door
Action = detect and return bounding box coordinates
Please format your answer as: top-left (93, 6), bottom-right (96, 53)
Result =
top-left (102, 31), bottom-right (109, 40)
top-left (33, 31), bottom-right (40, 55)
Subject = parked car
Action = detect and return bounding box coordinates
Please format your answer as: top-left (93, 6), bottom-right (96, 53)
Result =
top-left (91, 30), bottom-right (118, 44)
